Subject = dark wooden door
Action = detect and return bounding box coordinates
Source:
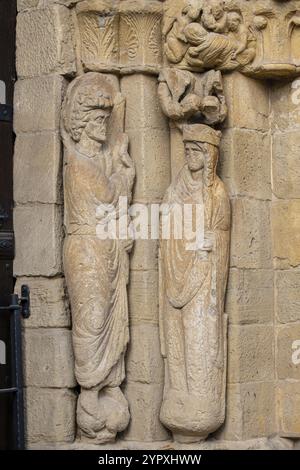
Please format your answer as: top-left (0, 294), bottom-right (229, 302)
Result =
top-left (0, 0), bottom-right (16, 450)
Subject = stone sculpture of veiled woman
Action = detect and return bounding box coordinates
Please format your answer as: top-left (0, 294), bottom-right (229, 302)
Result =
top-left (159, 124), bottom-right (230, 443)
top-left (61, 72), bottom-right (135, 443)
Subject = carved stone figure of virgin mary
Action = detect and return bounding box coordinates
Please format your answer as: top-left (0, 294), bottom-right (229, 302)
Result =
top-left (159, 124), bottom-right (230, 443)
top-left (61, 72), bottom-right (135, 443)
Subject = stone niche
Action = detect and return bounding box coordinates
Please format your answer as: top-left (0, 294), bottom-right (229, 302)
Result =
top-left (14, 0), bottom-right (300, 450)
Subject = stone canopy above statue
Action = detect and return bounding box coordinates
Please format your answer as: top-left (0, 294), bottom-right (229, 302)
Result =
top-left (163, 0), bottom-right (300, 79)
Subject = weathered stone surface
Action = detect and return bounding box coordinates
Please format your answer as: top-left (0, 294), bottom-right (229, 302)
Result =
top-left (16, 5), bottom-right (76, 78)
top-left (158, 124), bottom-right (230, 442)
top-left (163, 1), bottom-right (256, 75)
top-left (76, 1), bottom-right (120, 74)
top-left (275, 271), bottom-right (300, 324)
top-left (18, 0), bottom-right (39, 10)
top-left (272, 131), bottom-right (300, 199)
top-left (226, 269), bottom-right (274, 325)
top-left (170, 124), bottom-right (185, 179)
top-left (128, 128), bottom-right (171, 203)
top-left (220, 129), bottom-right (271, 200)
top-left (223, 73), bottom-right (269, 132)
top-left (119, 1), bottom-right (163, 73)
top-left (126, 324), bottom-right (163, 385)
top-left (228, 325), bottom-right (274, 383)
top-left (18, 0), bottom-right (83, 10)
top-left (25, 387), bottom-right (76, 443)
top-left (272, 201), bottom-right (300, 269)
top-left (219, 382), bottom-right (276, 440)
top-left (231, 199), bottom-right (272, 269)
top-left (277, 382), bottom-right (300, 438)
top-left (163, 1), bottom-right (300, 79)
top-left (14, 204), bottom-right (63, 277)
top-left (14, 132), bottom-right (62, 204)
top-left (276, 325), bottom-right (300, 380)
top-left (121, 74), bottom-right (168, 131)
top-left (23, 328), bottom-right (76, 388)
top-left (271, 80), bottom-right (300, 133)
top-left (15, 277), bottom-right (70, 328)
top-left (14, 75), bottom-right (67, 133)
top-left (130, 239), bottom-right (158, 271)
top-left (123, 382), bottom-right (169, 442)
top-left (62, 73), bottom-right (134, 444)
top-left (128, 270), bottom-right (159, 325)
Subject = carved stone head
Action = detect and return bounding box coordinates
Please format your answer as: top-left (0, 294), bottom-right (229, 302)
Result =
top-left (210, 0), bottom-right (225, 20)
top-left (62, 72), bottom-right (114, 147)
top-left (183, 124), bottom-right (221, 181)
top-left (227, 10), bottom-right (243, 32)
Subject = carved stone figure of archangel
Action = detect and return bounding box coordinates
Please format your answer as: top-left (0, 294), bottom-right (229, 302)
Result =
top-left (159, 124), bottom-right (230, 442)
top-left (61, 72), bottom-right (135, 443)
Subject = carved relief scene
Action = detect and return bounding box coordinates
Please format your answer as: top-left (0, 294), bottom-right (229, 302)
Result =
top-left (11, 0), bottom-right (300, 452)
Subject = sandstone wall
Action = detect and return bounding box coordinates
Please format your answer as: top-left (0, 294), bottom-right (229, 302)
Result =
top-left (14, 0), bottom-right (300, 448)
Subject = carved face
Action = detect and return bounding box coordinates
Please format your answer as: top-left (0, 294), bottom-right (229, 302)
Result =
top-left (186, 0), bottom-right (201, 20)
top-left (211, 1), bottom-right (224, 20)
top-left (84, 108), bottom-right (111, 143)
top-left (185, 141), bottom-right (206, 172)
top-left (227, 12), bottom-right (242, 32)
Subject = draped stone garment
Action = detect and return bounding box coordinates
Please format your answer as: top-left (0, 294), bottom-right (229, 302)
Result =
top-left (63, 146), bottom-right (132, 390)
top-left (184, 22), bottom-right (237, 70)
top-left (159, 165), bottom-right (230, 438)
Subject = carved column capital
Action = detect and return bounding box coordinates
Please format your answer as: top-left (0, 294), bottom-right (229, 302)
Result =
top-left (119, 0), bottom-right (163, 74)
top-left (76, 0), bottom-right (120, 73)
top-left (75, 0), bottom-right (163, 75)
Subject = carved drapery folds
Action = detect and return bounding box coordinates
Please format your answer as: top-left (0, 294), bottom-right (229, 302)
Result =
top-left (61, 72), bottom-right (135, 443)
top-left (58, 0), bottom-right (300, 445)
top-left (158, 67), bottom-right (230, 442)
top-left (164, 0), bottom-right (256, 73)
top-left (163, 0), bottom-right (300, 79)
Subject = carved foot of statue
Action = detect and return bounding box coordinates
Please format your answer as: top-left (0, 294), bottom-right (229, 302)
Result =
top-left (160, 389), bottom-right (223, 442)
top-left (77, 386), bottom-right (130, 444)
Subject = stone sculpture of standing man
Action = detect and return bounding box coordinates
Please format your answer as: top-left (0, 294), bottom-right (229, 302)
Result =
top-left (61, 72), bottom-right (135, 443)
top-left (159, 124), bottom-right (230, 442)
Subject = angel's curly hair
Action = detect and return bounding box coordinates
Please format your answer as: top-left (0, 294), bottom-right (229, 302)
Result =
top-left (62, 73), bottom-right (114, 143)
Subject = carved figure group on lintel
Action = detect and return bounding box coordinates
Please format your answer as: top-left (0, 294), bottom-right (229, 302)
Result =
top-left (164, 0), bottom-right (256, 72)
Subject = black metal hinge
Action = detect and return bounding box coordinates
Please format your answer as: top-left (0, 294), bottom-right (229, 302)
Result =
top-left (0, 104), bottom-right (13, 123)
top-left (0, 286), bottom-right (30, 317)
